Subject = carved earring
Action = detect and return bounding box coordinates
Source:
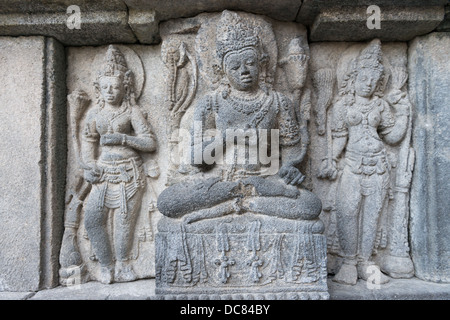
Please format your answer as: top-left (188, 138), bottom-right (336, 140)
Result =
top-left (374, 72), bottom-right (387, 97)
top-left (221, 85), bottom-right (230, 99)
top-left (93, 81), bottom-right (105, 109)
top-left (259, 53), bottom-right (270, 94)
top-left (220, 71), bottom-right (230, 99)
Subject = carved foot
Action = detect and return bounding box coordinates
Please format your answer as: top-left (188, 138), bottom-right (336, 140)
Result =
top-left (381, 255), bottom-right (414, 279)
top-left (59, 264), bottom-right (89, 286)
top-left (332, 261), bottom-right (357, 285)
top-left (357, 262), bottom-right (390, 284)
top-left (115, 262), bottom-right (138, 282)
top-left (182, 199), bottom-right (241, 224)
top-left (99, 265), bottom-right (114, 284)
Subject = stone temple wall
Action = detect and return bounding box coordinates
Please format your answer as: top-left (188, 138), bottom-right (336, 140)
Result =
top-left (0, 1), bottom-right (448, 300)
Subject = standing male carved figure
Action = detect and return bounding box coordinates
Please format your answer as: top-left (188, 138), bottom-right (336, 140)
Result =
top-left (81, 45), bottom-right (157, 283)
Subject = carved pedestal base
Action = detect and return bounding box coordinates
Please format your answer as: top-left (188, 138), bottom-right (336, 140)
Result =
top-left (155, 214), bottom-right (329, 300)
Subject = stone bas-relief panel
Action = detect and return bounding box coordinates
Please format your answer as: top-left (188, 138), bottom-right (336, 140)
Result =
top-left (155, 11), bottom-right (328, 300)
top-left (61, 44), bottom-right (169, 284)
top-left (58, 9), bottom-right (423, 296)
top-left (308, 40), bottom-right (415, 285)
top-left (60, 11), bottom-right (330, 298)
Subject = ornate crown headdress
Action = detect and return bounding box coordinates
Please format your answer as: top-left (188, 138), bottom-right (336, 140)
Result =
top-left (216, 11), bottom-right (260, 62)
top-left (98, 45), bottom-right (129, 78)
top-left (357, 38), bottom-right (383, 74)
top-left (339, 39), bottom-right (386, 98)
top-left (95, 45), bottom-right (136, 105)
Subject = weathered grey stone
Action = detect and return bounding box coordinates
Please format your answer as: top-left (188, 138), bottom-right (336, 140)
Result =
top-left (155, 10), bottom-right (328, 300)
top-left (29, 279), bottom-right (156, 300)
top-left (310, 40), bottom-right (415, 285)
top-left (0, 292), bottom-right (35, 300)
top-left (409, 32), bottom-right (450, 283)
top-left (41, 36), bottom-right (68, 290)
top-left (1, 1), bottom-right (449, 46)
top-left (124, 0), bottom-right (303, 22)
top-left (0, 0), bottom-right (447, 302)
top-left (436, 5), bottom-right (450, 31)
top-left (309, 6), bottom-right (445, 42)
top-left (297, 0), bottom-right (449, 26)
top-left (329, 277), bottom-right (450, 300)
top-left (62, 45), bottom-right (156, 285)
top-left (0, 1), bottom-right (137, 46)
top-left (63, 43), bottom-right (169, 286)
top-left (0, 36), bottom-right (66, 292)
top-left (0, 0), bottom-right (127, 13)
top-left (4, 277), bottom-right (449, 300)
top-left (128, 9), bottom-right (160, 44)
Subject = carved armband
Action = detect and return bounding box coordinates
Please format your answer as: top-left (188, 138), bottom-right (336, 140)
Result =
top-left (330, 100), bottom-right (348, 139)
top-left (279, 119), bottom-right (301, 146)
top-left (331, 128), bottom-right (348, 139)
top-left (379, 101), bottom-right (396, 136)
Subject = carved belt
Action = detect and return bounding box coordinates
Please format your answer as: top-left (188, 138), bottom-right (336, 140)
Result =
top-left (98, 157), bottom-right (143, 184)
top-left (345, 150), bottom-right (389, 176)
top-left (95, 157), bottom-right (144, 217)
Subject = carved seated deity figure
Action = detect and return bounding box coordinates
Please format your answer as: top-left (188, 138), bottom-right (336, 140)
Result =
top-left (318, 39), bottom-right (411, 285)
top-left (157, 14), bottom-right (321, 227)
top-left (80, 45), bottom-right (157, 284)
top-left (156, 11), bottom-right (327, 299)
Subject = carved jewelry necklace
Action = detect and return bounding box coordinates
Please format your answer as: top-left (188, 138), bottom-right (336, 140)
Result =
top-left (103, 103), bottom-right (129, 131)
top-left (226, 90), bottom-right (266, 115)
top-left (355, 98), bottom-right (379, 114)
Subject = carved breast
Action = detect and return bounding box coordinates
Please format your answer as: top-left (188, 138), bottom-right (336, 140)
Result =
top-left (368, 110), bottom-right (381, 127)
top-left (367, 100), bottom-right (384, 127)
top-left (347, 109), bottom-right (362, 126)
top-left (346, 100), bottom-right (382, 129)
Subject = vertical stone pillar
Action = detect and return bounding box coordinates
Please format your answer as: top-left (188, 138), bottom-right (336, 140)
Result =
top-left (0, 36), bottom-right (66, 291)
top-left (409, 32), bottom-right (450, 283)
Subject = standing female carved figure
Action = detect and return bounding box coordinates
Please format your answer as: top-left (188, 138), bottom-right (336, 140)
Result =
top-left (319, 39), bottom-right (410, 285)
top-left (82, 45), bottom-right (156, 284)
